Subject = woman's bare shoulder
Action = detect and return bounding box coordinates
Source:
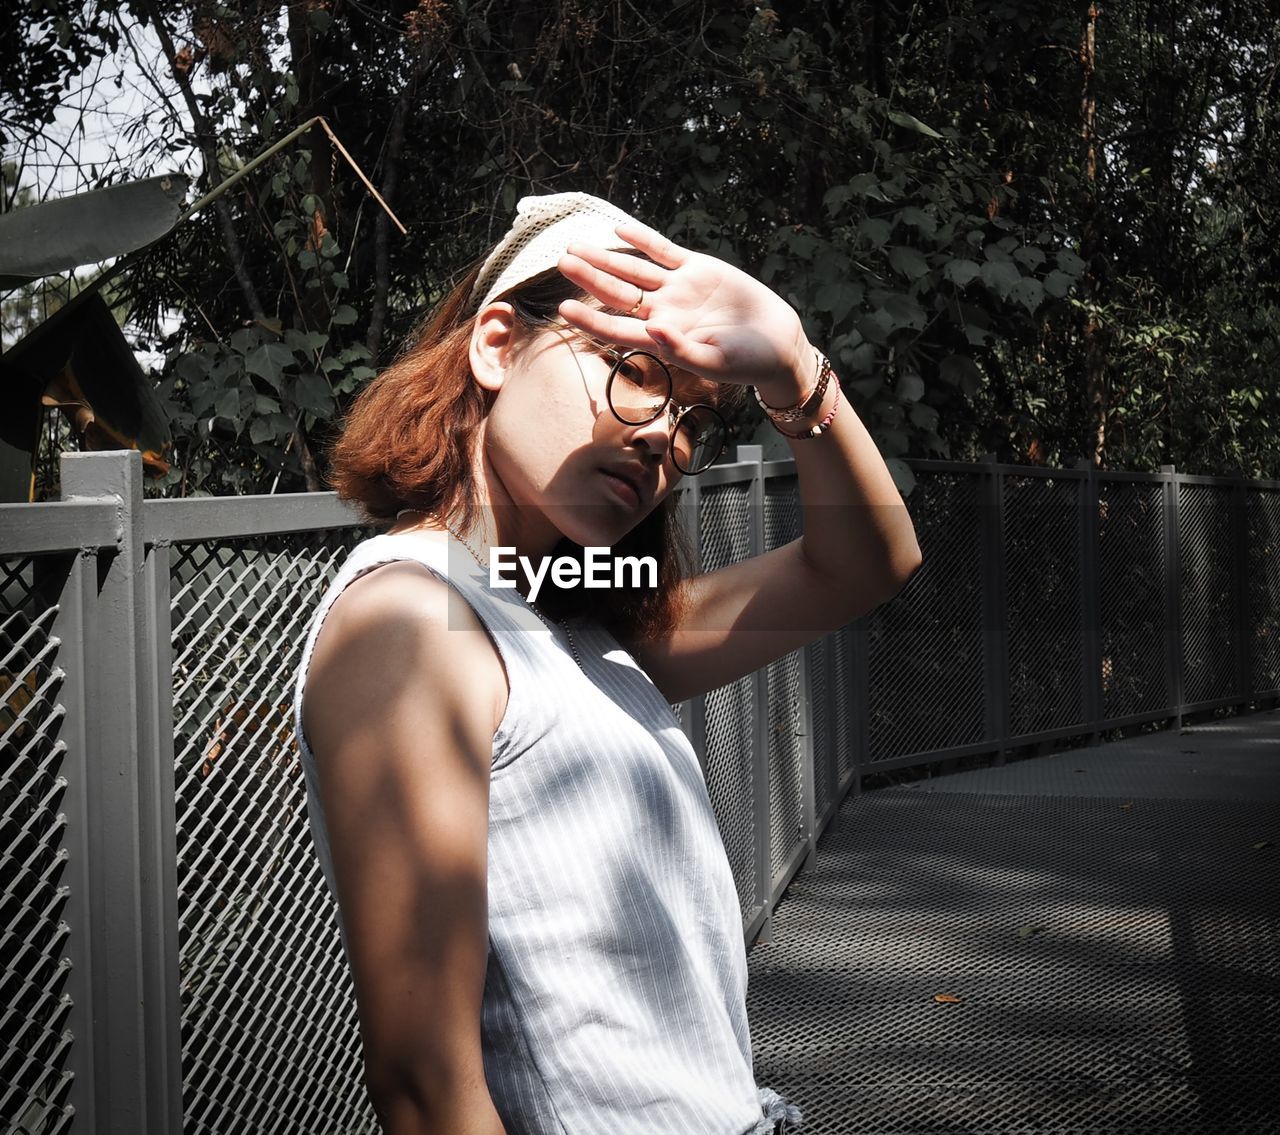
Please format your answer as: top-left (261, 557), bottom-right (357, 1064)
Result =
top-left (304, 560), bottom-right (506, 747)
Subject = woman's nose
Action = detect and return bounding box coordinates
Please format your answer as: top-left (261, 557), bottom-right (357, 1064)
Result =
top-left (627, 410), bottom-right (672, 463)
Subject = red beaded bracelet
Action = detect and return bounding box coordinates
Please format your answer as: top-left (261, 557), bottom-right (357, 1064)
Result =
top-left (771, 373), bottom-right (842, 439)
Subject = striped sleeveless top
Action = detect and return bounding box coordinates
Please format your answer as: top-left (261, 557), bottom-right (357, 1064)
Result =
top-left (293, 532), bottom-right (799, 1133)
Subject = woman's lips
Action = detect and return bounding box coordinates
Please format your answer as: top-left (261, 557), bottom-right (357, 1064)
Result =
top-left (600, 469), bottom-right (641, 508)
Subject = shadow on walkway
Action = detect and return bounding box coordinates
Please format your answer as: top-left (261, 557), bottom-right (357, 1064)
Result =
top-left (747, 710), bottom-right (1280, 1134)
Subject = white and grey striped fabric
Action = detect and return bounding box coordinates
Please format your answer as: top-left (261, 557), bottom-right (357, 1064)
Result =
top-left (294, 532), bottom-right (799, 1133)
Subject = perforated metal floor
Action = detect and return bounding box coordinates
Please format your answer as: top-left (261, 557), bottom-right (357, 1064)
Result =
top-left (747, 712), bottom-right (1280, 1133)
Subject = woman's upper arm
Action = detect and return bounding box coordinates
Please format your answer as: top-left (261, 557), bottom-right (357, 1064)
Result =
top-left (301, 562), bottom-right (508, 1123)
top-left (633, 537), bottom-right (915, 704)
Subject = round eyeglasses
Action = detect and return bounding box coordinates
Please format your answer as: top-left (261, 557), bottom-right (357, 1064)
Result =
top-left (603, 350), bottom-right (727, 475)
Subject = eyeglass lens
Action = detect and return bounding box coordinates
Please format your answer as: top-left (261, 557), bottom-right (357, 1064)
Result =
top-left (606, 352), bottom-right (726, 474)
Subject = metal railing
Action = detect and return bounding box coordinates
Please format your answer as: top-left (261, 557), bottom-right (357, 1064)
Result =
top-left (2, 447), bottom-right (1277, 1135)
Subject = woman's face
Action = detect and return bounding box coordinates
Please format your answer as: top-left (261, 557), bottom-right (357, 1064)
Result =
top-left (478, 322), bottom-right (687, 550)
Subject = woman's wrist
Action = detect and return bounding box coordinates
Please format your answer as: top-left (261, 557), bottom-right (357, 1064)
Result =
top-left (752, 334), bottom-right (818, 408)
top-left (765, 355), bottom-right (842, 440)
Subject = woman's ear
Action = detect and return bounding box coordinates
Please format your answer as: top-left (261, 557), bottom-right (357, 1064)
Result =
top-left (469, 302), bottom-right (517, 393)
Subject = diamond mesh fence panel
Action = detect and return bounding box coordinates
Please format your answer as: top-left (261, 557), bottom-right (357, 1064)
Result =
top-left (1247, 488), bottom-right (1280, 697)
top-left (1, 555), bottom-right (74, 1135)
top-left (1178, 484), bottom-right (1237, 705)
top-left (169, 529), bottom-right (377, 1135)
top-left (868, 470), bottom-right (985, 763)
top-left (1004, 476), bottom-right (1086, 738)
top-left (699, 481), bottom-right (760, 917)
top-left (1098, 478), bottom-right (1171, 720)
top-left (764, 476), bottom-right (804, 885)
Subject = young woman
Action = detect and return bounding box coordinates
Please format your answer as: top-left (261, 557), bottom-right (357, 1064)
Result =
top-left (296, 193), bottom-right (921, 1134)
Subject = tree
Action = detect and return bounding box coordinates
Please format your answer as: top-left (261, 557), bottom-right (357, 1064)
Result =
top-left (4, 0), bottom-right (1277, 494)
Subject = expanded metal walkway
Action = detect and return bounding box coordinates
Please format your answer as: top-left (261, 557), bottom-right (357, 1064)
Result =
top-left (747, 710), bottom-right (1280, 1134)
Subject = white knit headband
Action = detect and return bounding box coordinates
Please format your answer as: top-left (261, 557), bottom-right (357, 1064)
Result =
top-left (465, 191), bottom-right (642, 316)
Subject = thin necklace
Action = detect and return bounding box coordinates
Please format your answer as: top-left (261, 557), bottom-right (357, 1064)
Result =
top-left (396, 508), bottom-right (583, 671)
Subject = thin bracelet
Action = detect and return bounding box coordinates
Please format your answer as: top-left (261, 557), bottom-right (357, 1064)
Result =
top-left (753, 351), bottom-right (831, 423)
top-left (771, 373), bottom-right (842, 440)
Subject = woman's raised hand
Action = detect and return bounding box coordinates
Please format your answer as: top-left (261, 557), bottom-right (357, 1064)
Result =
top-left (556, 221), bottom-right (813, 394)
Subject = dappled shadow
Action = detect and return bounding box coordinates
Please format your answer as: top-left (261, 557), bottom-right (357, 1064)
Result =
top-left (747, 715), bottom-right (1280, 1133)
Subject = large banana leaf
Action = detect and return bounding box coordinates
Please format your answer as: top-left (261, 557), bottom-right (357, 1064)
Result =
top-left (0, 291), bottom-right (170, 499)
top-left (0, 173), bottom-right (189, 288)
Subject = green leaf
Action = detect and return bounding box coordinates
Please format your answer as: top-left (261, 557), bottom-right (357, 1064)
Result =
top-left (285, 328), bottom-right (329, 352)
top-left (885, 457), bottom-right (916, 495)
top-left (1013, 246), bottom-right (1046, 270)
top-left (1044, 269), bottom-right (1075, 298)
top-left (850, 172), bottom-right (893, 202)
top-left (859, 217), bottom-right (893, 248)
top-left (823, 185), bottom-right (853, 215)
top-left (944, 259), bottom-right (981, 288)
top-left (229, 327), bottom-right (260, 354)
top-left (1009, 277), bottom-right (1045, 313)
top-left (1057, 249), bottom-right (1087, 275)
top-left (214, 387), bottom-right (240, 422)
top-left (887, 109), bottom-right (943, 138)
top-left (244, 342), bottom-right (295, 388)
top-left (879, 292), bottom-right (926, 330)
top-left (909, 402), bottom-right (939, 430)
top-left (896, 207), bottom-right (937, 238)
top-left (815, 281), bottom-right (862, 323)
top-left (939, 355), bottom-right (983, 395)
top-left (843, 342), bottom-right (878, 375)
top-left (332, 304), bottom-right (358, 325)
top-left (174, 353), bottom-right (211, 382)
top-left (889, 245), bottom-right (929, 280)
top-left (980, 259), bottom-right (1021, 300)
top-left (0, 172), bottom-right (190, 278)
top-left (249, 417), bottom-right (277, 444)
top-left (896, 373), bottom-right (925, 402)
top-left (856, 309), bottom-right (894, 346)
top-left (294, 371), bottom-right (334, 415)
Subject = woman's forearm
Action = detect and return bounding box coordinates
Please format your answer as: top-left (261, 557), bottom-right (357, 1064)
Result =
top-left (761, 344), bottom-right (922, 605)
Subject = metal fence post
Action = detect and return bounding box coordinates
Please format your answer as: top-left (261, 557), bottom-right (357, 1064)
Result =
top-left (850, 615), bottom-right (870, 793)
top-left (59, 450), bottom-right (182, 1134)
top-left (676, 477), bottom-right (708, 769)
top-left (737, 444), bottom-right (772, 941)
top-left (1078, 459), bottom-right (1104, 741)
top-left (1161, 465), bottom-right (1185, 728)
top-left (1231, 476), bottom-right (1253, 708)
top-left (979, 456), bottom-right (1009, 760)
top-left (796, 626), bottom-right (818, 874)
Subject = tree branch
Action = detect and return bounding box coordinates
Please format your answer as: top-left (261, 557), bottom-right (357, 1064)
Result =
top-left (141, 0), bottom-right (266, 321)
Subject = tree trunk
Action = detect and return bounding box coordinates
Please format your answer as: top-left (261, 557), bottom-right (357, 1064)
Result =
top-left (366, 77), bottom-right (416, 362)
top-left (145, 0), bottom-right (266, 322)
top-left (1080, 2), bottom-right (1107, 468)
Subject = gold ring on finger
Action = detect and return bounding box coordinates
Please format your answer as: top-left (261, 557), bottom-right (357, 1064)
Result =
top-left (627, 287), bottom-right (645, 317)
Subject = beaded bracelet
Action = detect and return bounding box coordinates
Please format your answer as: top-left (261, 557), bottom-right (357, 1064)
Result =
top-left (753, 351), bottom-right (832, 423)
top-left (771, 374), bottom-right (842, 439)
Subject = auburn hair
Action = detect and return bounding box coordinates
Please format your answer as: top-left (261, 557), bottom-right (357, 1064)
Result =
top-left (330, 260), bottom-right (738, 644)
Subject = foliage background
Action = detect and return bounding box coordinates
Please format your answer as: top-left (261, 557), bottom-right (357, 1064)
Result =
top-left (3, 0), bottom-right (1278, 495)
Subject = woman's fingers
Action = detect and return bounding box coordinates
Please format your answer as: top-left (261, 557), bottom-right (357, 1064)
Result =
top-left (557, 299), bottom-right (653, 351)
top-left (557, 252), bottom-right (655, 316)
top-left (562, 244), bottom-right (667, 290)
top-left (614, 221), bottom-right (689, 270)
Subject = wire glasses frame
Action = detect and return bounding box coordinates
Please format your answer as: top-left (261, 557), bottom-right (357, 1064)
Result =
top-left (602, 350), bottom-right (728, 475)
